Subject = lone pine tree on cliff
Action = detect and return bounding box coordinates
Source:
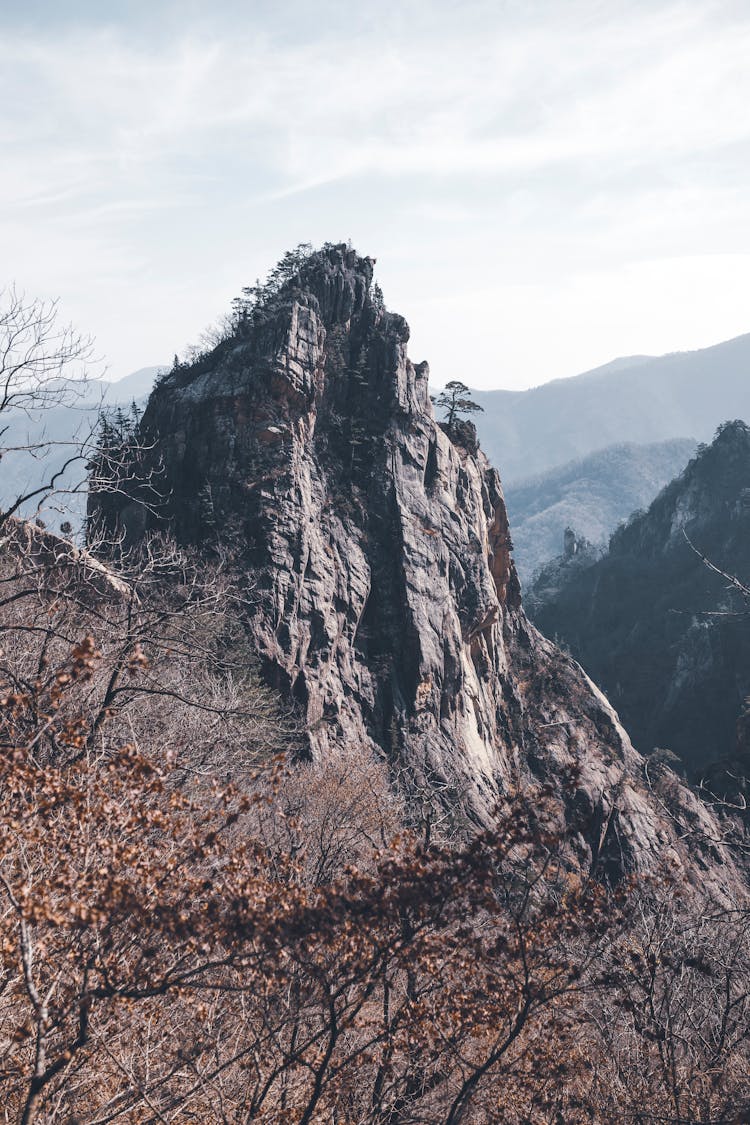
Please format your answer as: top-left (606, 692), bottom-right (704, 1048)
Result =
top-left (431, 380), bottom-right (483, 427)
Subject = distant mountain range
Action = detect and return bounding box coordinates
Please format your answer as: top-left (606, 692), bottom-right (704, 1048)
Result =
top-left (99, 366), bottom-right (164, 402)
top-left (0, 367), bottom-right (164, 531)
top-left (8, 329), bottom-right (750, 560)
top-left (504, 437), bottom-right (697, 582)
top-left (527, 421), bottom-right (750, 776)
top-left (472, 333), bottom-right (750, 481)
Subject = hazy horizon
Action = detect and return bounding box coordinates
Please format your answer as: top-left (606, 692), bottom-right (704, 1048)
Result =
top-left (5, 0), bottom-right (750, 389)
top-left (107, 324), bottom-right (750, 395)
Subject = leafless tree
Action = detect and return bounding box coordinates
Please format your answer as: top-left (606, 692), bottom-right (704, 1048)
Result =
top-left (583, 890), bottom-right (750, 1123)
top-left (0, 516), bottom-right (299, 801)
top-left (0, 285), bottom-right (104, 529)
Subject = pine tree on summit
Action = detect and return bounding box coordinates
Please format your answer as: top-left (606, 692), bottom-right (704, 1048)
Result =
top-left (431, 380), bottom-right (483, 427)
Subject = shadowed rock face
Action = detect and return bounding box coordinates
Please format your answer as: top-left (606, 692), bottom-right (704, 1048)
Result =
top-left (92, 245), bottom-right (737, 887)
top-left (529, 421), bottom-right (750, 778)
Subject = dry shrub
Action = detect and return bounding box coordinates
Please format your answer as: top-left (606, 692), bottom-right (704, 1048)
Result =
top-left (0, 530), bottom-right (749, 1123)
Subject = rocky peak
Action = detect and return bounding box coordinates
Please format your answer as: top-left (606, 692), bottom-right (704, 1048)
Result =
top-left (524, 529), bottom-right (601, 619)
top-left (563, 526), bottom-right (590, 559)
top-left (608, 419), bottom-right (750, 560)
top-left (90, 245), bottom-right (738, 888)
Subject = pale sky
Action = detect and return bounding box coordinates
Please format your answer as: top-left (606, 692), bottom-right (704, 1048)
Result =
top-left (3, 0), bottom-right (750, 389)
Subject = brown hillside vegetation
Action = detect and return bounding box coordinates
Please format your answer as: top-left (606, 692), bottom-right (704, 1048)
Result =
top-left (0, 528), bottom-right (748, 1123)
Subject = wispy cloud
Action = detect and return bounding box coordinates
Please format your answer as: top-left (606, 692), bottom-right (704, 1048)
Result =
top-left (2, 0), bottom-right (750, 385)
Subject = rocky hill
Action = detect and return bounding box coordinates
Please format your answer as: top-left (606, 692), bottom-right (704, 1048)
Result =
top-left (529, 421), bottom-right (750, 776)
top-left (505, 437), bottom-right (697, 582)
top-left (90, 244), bottom-right (736, 884)
top-left (473, 335), bottom-right (750, 481)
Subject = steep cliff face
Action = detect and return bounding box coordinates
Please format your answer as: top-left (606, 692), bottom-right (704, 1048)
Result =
top-left (92, 246), bottom-right (736, 884)
top-left (529, 421), bottom-right (750, 776)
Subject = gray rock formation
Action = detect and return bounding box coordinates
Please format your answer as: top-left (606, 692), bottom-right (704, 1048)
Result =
top-left (524, 528), bottom-right (603, 619)
top-left (90, 245), bottom-right (737, 887)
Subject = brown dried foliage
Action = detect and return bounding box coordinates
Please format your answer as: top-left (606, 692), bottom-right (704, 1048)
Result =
top-left (0, 533), bottom-right (749, 1122)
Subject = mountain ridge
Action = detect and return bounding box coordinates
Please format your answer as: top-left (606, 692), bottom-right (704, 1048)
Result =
top-left (87, 242), bottom-right (737, 888)
top-left (505, 436), bottom-right (698, 581)
top-left (527, 419), bottom-right (750, 775)
top-left (472, 331), bottom-right (750, 480)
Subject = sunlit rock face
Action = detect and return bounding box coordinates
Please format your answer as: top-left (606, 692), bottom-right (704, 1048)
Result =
top-left (92, 245), bottom-right (737, 889)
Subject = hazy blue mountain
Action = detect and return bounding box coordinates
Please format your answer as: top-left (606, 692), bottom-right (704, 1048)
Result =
top-left (104, 366), bottom-right (164, 402)
top-left (505, 437), bottom-right (697, 582)
top-left (0, 367), bottom-right (163, 532)
top-left (473, 333), bottom-right (750, 481)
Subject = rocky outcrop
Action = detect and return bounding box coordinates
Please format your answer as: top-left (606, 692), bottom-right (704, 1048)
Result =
top-left (91, 245), bottom-right (738, 888)
top-left (1, 516), bottom-right (131, 600)
top-left (529, 421), bottom-right (750, 777)
top-left (524, 528), bottom-right (602, 617)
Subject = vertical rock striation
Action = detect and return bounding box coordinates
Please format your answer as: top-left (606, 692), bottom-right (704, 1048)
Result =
top-left (92, 245), bottom-right (736, 885)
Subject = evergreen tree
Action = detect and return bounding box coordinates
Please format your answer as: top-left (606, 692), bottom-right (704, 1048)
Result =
top-left (431, 380), bottom-right (483, 427)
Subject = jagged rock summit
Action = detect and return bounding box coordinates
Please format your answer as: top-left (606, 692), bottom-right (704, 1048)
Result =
top-left (93, 244), bottom-right (735, 884)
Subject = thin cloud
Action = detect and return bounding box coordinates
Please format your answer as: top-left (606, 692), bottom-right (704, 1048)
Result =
top-left (2, 0), bottom-right (750, 386)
